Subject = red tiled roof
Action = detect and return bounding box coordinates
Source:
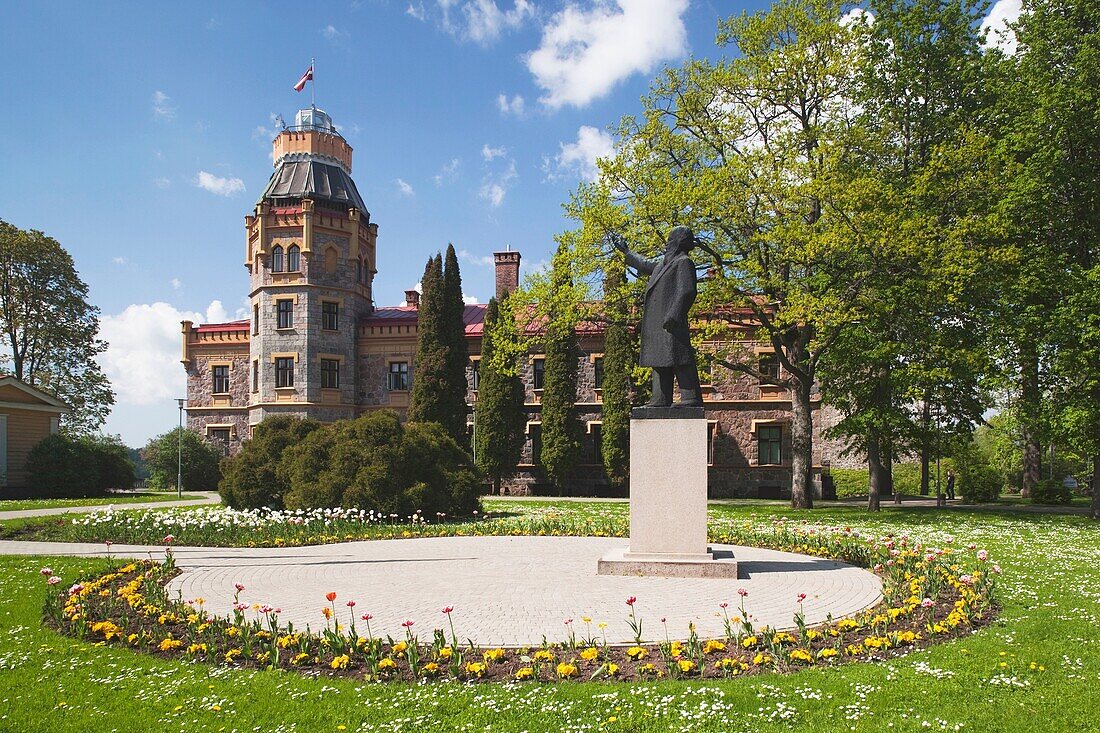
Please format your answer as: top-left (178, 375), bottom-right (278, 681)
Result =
top-left (195, 320), bottom-right (250, 333)
top-left (360, 304), bottom-right (488, 336)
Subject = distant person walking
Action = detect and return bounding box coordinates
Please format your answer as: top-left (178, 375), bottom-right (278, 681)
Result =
top-left (945, 470), bottom-right (956, 500)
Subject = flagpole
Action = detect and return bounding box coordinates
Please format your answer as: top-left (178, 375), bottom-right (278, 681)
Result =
top-left (311, 57), bottom-right (316, 108)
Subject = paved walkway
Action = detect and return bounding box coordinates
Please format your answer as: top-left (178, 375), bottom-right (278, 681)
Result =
top-left (0, 492), bottom-right (221, 521)
top-left (2, 535), bottom-right (881, 645)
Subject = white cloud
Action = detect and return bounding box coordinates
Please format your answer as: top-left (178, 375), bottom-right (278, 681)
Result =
top-left (481, 143), bottom-right (507, 161)
top-left (479, 159), bottom-right (517, 207)
top-left (406, 2), bottom-right (427, 20)
top-left (434, 0), bottom-right (533, 45)
top-left (982, 0), bottom-right (1021, 54)
top-left (152, 90), bottom-right (176, 120)
top-left (526, 0), bottom-right (689, 109)
top-left (496, 92), bottom-right (526, 117)
top-left (170, 278), bottom-right (182, 290)
top-left (434, 157), bottom-right (461, 186)
top-left (458, 248), bottom-right (495, 267)
top-left (113, 256), bottom-right (127, 265)
top-left (546, 125), bottom-right (614, 183)
top-left (98, 302), bottom-right (202, 407)
top-left (153, 177), bottom-right (170, 189)
top-left (462, 0), bottom-right (534, 45)
top-left (396, 178), bottom-right (415, 196)
top-left (321, 24), bottom-right (345, 39)
top-left (195, 170), bottom-right (246, 197)
top-left (463, 295), bottom-right (480, 305)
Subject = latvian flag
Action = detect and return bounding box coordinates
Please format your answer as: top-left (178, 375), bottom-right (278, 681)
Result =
top-left (294, 65), bottom-right (314, 92)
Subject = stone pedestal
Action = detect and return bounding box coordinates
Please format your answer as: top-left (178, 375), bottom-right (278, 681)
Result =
top-left (598, 407), bottom-right (738, 578)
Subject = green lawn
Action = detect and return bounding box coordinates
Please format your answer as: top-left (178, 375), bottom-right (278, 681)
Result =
top-left (2, 502), bottom-right (1098, 732)
top-left (0, 492), bottom-right (205, 513)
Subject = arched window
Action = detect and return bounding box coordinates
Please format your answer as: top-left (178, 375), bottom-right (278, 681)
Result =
top-left (287, 244), bottom-right (300, 272)
top-left (324, 247), bottom-right (338, 274)
top-left (271, 245), bottom-right (284, 273)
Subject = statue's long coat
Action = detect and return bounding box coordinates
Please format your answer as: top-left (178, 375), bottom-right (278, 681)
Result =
top-left (624, 249), bottom-right (697, 367)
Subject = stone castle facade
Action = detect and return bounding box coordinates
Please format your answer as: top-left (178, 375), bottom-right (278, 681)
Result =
top-left (182, 107), bottom-right (854, 499)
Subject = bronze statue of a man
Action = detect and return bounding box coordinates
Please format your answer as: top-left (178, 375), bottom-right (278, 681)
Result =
top-left (611, 226), bottom-right (702, 408)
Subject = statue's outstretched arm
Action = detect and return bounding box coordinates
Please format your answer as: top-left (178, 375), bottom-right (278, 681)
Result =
top-left (607, 233), bottom-right (657, 275)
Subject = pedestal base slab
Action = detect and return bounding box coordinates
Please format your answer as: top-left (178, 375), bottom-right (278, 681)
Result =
top-left (598, 544), bottom-right (739, 579)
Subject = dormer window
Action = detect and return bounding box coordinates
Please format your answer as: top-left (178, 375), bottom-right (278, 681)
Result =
top-left (287, 244), bottom-right (301, 272)
top-left (271, 245), bottom-right (285, 273)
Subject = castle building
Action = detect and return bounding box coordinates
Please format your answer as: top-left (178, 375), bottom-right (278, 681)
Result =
top-left (182, 107), bottom-right (851, 498)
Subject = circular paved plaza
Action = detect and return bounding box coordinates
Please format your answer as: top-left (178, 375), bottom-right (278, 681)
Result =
top-left (155, 535), bottom-right (881, 645)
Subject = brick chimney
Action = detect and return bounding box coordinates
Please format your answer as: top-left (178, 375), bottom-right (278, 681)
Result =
top-left (494, 248), bottom-right (521, 300)
top-left (405, 288), bottom-right (420, 308)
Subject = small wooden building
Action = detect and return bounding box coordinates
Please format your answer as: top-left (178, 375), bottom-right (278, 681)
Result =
top-left (0, 376), bottom-right (70, 490)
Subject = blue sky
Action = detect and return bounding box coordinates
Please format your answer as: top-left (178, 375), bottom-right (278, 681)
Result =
top-left (0, 0), bottom-right (1018, 447)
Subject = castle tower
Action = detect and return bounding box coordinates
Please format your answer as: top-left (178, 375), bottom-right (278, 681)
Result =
top-left (244, 107), bottom-right (377, 424)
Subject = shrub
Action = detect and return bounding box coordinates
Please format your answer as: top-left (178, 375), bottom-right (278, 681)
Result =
top-left (279, 411), bottom-right (480, 517)
top-left (26, 434), bottom-right (136, 497)
top-left (143, 428), bottom-right (222, 491)
top-left (1030, 478), bottom-right (1071, 506)
top-left (83, 434), bottom-right (137, 491)
top-left (219, 416), bottom-right (321, 509)
top-left (954, 443), bottom-right (1000, 503)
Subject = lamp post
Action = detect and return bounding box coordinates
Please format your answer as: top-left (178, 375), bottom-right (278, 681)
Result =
top-left (175, 398), bottom-right (185, 499)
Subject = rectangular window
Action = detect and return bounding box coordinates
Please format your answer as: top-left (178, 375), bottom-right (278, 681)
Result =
top-left (592, 424), bottom-right (603, 465)
top-left (530, 423), bottom-right (542, 464)
top-left (759, 354), bottom-right (780, 383)
top-left (472, 360), bottom-right (480, 390)
top-left (321, 358), bottom-right (340, 389)
top-left (388, 361), bottom-right (409, 391)
top-left (322, 301), bottom-right (339, 331)
top-left (252, 360), bottom-right (259, 392)
top-left (707, 422), bottom-right (717, 465)
top-left (758, 425), bottom-right (782, 465)
top-left (208, 428), bottom-right (231, 456)
top-left (276, 299), bottom-right (293, 329)
top-left (275, 357), bottom-right (295, 388)
top-left (212, 365), bottom-right (230, 394)
top-left (593, 357), bottom-right (605, 389)
top-left (532, 358), bottom-right (545, 390)
top-left (252, 304), bottom-right (259, 335)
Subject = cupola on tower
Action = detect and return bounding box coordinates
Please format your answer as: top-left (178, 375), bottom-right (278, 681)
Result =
top-left (244, 106), bottom-right (377, 424)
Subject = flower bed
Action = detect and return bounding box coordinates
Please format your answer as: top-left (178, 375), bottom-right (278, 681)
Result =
top-left (41, 526), bottom-right (999, 684)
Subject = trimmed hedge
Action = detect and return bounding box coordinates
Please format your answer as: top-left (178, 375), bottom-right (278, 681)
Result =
top-left (221, 411), bottom-right (480, 517)
top-left (26, 434), bottom-right (136, 498)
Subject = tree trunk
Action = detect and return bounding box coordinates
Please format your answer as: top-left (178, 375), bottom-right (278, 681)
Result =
top-left (920, 398), bottom-right (931, 495)
top-left (1020, 347), bottom-right (1042, 498)
top-left (889, 440), bottom-right (901, 505)
top-left (789, 380), bottom-right (815, 509)
top-left (1092, 454), bottom-right (1099, 521)
top-left (867, 432), bottom-right (882, 512)
top-left (492, 475), bottom-right (501, 496)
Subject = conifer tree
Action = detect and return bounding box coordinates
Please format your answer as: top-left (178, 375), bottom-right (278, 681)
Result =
top-left (539, 249), bottom-right (583, 492)
top-left (408, 254), bottom-right (448, 426)
top-left (600, 260), bottom-right (632, 489)
top-left (473, 296), bottom-right (526, 494)
top-left (441, 244), bottom-right (471, 445)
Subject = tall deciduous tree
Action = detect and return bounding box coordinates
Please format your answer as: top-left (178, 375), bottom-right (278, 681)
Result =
top-left (1007, 0), bottom-right (1100, 517)
top-left (539, 246), bottom-right (583, 492)
top-left (0, 220), bottom-right (114, 433)
top-left (821, 0), bottom-right (1003, 510)
top-left (473, 297), bottom-right (526, 494)
top-left (563, 0), bottom-right (875, 508)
